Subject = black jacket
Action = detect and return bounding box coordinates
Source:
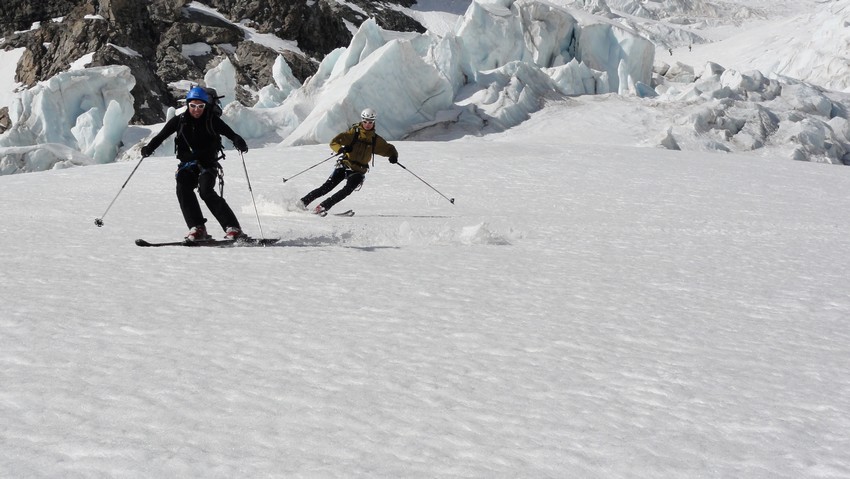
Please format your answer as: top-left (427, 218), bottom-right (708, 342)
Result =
top-left (146, 111), bottom-right (242, 167)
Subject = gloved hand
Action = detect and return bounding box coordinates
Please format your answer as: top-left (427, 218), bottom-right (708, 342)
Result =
top-left (388, 155), bottom-right (398, 164)
top-left (338, 145), bottom-right (351, 154)
top-left (140, 145), bottom-right (153, 157)
top-left (233, 136), bottom-right (248, 153)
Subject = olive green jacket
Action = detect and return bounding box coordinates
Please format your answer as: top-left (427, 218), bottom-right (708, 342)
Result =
top-left (330, 124), bottom-right (398, 174)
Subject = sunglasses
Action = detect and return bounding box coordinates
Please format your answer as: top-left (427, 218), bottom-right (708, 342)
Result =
top-left (188, 103), bottom-right (206, 110)
top-left (362, 120), bottom-right (375, 125)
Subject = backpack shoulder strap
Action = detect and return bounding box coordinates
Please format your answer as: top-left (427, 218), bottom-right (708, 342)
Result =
top-left (175, 114), bottom-right (189, 155)
top-left (348, 127), bottom-right (360, 149)
top-left (208, 115), bottom-right (225, 160)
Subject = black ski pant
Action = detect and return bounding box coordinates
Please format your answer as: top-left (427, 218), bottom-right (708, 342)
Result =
top-left (176, 162), bottom-right (240, 231)
top-left (300, 166), bottom-right (364, 211)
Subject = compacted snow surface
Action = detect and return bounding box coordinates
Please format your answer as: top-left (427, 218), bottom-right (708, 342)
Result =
top-left (2, 110), bottom-right (850, 476)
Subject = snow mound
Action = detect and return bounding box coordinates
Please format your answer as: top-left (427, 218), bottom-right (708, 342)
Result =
top-left (460, 222), bottom-right (513, 245)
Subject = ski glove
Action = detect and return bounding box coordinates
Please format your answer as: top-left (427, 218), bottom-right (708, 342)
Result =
top-left (140, 145), bottom-right (153, 157)
top-left (233, 136), bottom-right (248, 153)
top-left (338, 145), bottom-right (352, 154)
top-left (388, 155), bottom-right (398, 164)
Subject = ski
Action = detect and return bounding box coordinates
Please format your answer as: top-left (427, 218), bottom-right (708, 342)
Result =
top-left (135, 238), bottom-right (196, 247)
top-left (135, 237), bottom-right (279, 247)
top-left (204, 237), bottom-right (280, 247)
top-left (294, 206), bottom-right (354, 217)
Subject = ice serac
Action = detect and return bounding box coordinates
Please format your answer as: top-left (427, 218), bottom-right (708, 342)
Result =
top-left (281, 20), bottom-right (454, 145)
top-left (456, 0), bottom-right (654, 94)
top-left (0, 65), bottom-right (135, 171)
top-left (204, 58), bottom-right (238, 109)
top-left (456, 0), bottom-right (580, 80)
top-left (275, 0), bottom-right (655, 144)
top-left (255, 55), bottom-right (302, 108)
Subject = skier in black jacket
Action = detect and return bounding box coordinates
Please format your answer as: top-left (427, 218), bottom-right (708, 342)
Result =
top-left (140, 86), bottom-right (249, 242)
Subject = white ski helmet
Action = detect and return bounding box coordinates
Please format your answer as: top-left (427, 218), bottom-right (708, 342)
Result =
top-left (360, 108), bottom-right (377, 122)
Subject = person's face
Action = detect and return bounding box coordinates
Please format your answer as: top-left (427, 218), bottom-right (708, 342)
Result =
top-left (187, 100), bottom-right (206, 118)
top-left (361, 119), bottom-right (375, 130)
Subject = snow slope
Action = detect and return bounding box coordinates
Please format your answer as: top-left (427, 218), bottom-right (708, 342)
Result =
top-left (2, 0), bottom-right (850, 476)
top-left (2, 102), bottom-right (850, 477)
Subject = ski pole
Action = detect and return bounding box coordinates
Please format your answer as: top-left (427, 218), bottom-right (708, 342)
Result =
top-left (395, 162), bottom-right (455, 205)
top-left (239, 151), bottom-right (265, 240)
top-left (282, 153), bottom-right (341, 183)
top-left (94, 156), bottom-right (145, 227)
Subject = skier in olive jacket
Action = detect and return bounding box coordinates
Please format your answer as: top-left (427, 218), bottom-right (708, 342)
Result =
top-left (299, 108), bottom-right (398, 216)
top-left (140, 86), bottom-right (249, 241)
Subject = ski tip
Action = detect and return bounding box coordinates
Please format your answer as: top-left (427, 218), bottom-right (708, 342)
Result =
top-left (135, 238), bottom-right (198, 247)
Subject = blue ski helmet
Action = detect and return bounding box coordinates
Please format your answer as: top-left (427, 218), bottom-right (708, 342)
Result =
top-left (186, 86), bottom-right (210, 103)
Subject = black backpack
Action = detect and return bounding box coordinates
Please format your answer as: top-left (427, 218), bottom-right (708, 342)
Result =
top-left (202, 87), bottom-right (224, 118)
